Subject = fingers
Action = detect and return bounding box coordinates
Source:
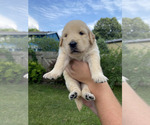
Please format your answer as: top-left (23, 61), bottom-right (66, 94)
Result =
top-left (71, 60), bottom-right (85, 70)
top-left (70, 60), bottom-right (78, 70)
top-left (66, 60), bottom-right (86, 75)
top-left (82, 98), bottom-right (93, 107)
top-left (66, 65), bottom-right (74, 77)
top-left (82, 98), bottom-right (98, 116)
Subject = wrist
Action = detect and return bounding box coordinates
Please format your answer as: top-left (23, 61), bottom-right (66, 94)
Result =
top-left (86, 80), bottom-right (98, 93)
top-left (85, 81), bottom-right (109, 98)
top-left (84, 79), bottom-right (94, 85)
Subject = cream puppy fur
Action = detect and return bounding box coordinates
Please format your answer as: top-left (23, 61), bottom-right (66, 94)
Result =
top-left (43, 20), bottom-right (108, 111)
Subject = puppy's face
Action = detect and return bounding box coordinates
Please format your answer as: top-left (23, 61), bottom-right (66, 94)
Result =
top-left (60, 20), bottom-right (95, 56)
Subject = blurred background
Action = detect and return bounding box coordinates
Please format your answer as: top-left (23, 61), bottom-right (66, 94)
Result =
top-left (0, 0), bottom-right (28, 125)
top-left (122, 0), bottom-right (150, 104)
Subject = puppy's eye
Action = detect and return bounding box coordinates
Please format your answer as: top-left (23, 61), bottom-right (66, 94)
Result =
top-left (64, 34), bottom-right (67, 37)
top-left (79, 32), bottom-right (84, 35)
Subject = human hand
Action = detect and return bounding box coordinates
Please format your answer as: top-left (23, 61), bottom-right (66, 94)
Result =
top-left (82, 98), bottom-right (98, 115)
top-left (66, 60), bottom-right (93, 84)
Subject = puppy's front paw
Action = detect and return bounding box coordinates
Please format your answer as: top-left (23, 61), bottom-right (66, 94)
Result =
top-left (92, 73), bottom-right (108, 83)
top-left (43, 70), bottom-right (61, 79)
top-left (83, 93), bottom-right (95, 101)
top-left (69, 91), bottom-right (78, 100)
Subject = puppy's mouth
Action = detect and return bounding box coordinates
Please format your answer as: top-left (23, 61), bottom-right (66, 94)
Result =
top-left (70, 48), bottom-right (81, 54)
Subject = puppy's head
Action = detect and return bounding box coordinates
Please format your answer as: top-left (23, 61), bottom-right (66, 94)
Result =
top-left (60, 20), bottom-right (95, 55)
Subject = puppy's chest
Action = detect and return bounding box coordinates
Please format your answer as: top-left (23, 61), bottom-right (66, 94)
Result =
top-left (70, 55), bottom-right (88, 62)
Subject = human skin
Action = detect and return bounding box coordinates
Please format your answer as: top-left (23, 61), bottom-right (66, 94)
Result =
top-left (122, 81), bottom-right (150, 125)
top-left (66, 60), bottom-right (122, 125)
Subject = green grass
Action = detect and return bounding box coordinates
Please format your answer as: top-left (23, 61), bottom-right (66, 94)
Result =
top-left (29, 84), bottom-right (122, 125)
top-left (0, 84), bottom-right (28, 125)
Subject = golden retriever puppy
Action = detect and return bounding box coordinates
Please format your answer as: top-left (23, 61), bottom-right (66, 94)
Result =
top-left (43, 20), bottom-right (108, 110)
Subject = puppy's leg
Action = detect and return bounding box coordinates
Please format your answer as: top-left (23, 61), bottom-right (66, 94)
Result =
top-left (63, 70), bottom-right (81, 100)
top-left (87, 53), bottom-right (108, 83)
top-left (43, 51), bottom-right (69, 79)
top-left (64, 70), bottom-right (83, 111)
top-left (81, 84), bottom-right (95, 101)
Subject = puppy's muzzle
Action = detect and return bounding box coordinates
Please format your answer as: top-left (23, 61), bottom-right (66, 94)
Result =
top-left (69, 41), bottom-right (77, 49)
top-left (69, 41), bottom-right (79, 53)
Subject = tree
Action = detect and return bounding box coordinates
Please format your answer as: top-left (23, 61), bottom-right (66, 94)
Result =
top-left (97, 38), bottom-right (109, 54)
top-left (122, 17), bottom-right (150, 40)
top-left (29, 37), bottom-right (59, 51)
top-left (1, 36), bottom-right (28, 51)
top-left (93, 17), bottom-right (121, 40)
top-left (28, 28), bottom-right (40, 32)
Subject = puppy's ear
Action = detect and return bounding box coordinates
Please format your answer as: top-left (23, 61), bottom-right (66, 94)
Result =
top-left (89, 31), bottom-right (95, 45)
top-left (59, 37), bottom-right (63, 46)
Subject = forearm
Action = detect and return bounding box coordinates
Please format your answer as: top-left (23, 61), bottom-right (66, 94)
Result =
top-left (123, 82), bottom-right (150, 125)
top-left (86, 81), bottom-right (122, 125)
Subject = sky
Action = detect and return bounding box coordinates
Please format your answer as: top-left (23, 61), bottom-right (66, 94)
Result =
top-left (29, 0), bottom-right (122, 36)
top-left (0, 0), bottom-right (150, 36)
top-left (0, 0), bottom-right (28, 31)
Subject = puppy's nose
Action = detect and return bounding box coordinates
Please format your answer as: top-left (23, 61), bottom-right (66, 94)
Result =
top-left (69, 41), bottom-right (77, 48)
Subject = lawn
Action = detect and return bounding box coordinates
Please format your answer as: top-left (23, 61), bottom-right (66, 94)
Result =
top-left (0, 84), bottom-right (28, 125)
top-left (29, 84), bottom-right (122, 125)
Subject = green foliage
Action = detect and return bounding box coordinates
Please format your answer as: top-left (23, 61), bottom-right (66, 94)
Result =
top-left (29, 61), bottom-right (46, 84)
top-left (0, 49), bottom-right (14, 62)
top-left (28, 28), bottom-right (40, 32)
top-left (0, 36), bottom-right (28, 51)
top-left (28, 48), bottom-right (38, 62)
top-left (0, 62), bottom-right (27, 84)
top-left (136, 86), bottom-right (150, 105)
top-left (101, 49), bottom-right (122, 88)
top-left (122, 17), bottom-right (150, 40)
top-left (93, 17), bottom-right (122, 40)
top-left (123, 49), bottom-right (150, 88)
top-left (97, 38), bottom-right (109, 54)
top-left (29, 37), bottom-right (59, 51)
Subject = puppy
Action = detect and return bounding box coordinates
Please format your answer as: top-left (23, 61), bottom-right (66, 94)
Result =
top-left (43, 20), bottom-right (108, 111)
